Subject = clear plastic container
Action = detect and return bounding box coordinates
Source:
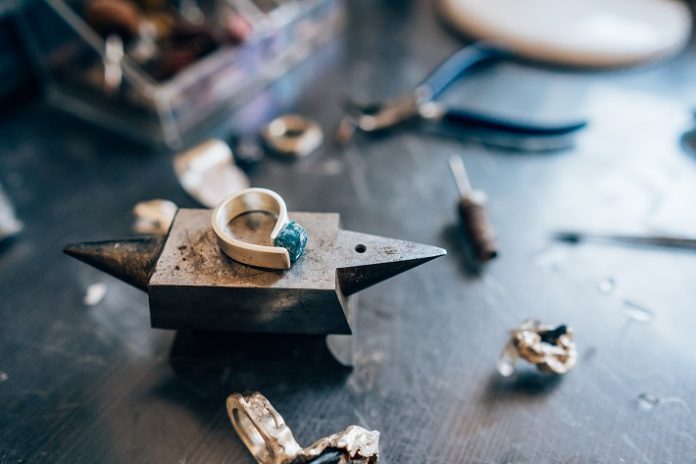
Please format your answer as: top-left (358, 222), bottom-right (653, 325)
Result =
top-left (21, 0), bottom-right (345, 148)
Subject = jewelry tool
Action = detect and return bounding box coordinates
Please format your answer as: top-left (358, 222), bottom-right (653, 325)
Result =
top-left (337, 42), bottom-right (588, 147)
top-left (64, 209), bottom-right (446, 363)
top-left (448, 155), bottom-right (497, 262)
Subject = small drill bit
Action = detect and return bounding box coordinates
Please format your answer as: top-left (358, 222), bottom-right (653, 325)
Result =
top-left (449, 155), bottom-right (498, 261)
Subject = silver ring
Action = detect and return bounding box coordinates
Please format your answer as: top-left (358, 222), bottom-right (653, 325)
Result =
top-left (227, 393), bottom-right (302, 464)
top-left (211, 188), bottom-right (308, 270)
top-left (261, 115), bottom-right (323, 158)
top-left (227, 392), bottom-right (380, 464)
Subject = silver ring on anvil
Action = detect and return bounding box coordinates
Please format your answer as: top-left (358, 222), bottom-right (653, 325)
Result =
top-left (211, 188), bottom-right (308, 270)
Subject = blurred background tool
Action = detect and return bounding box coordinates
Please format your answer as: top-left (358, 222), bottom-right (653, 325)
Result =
top-left (338, 43), bottom-right (588, 148)
top-left (554, 230), bottom-right (696, 251)
top-left (449, 155), bottom-right (498, 262)
top-left (439, 0), bottom-right (692, 67)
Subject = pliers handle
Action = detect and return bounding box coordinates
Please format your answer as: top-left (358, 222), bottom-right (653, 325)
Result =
top-left (342, 42), bottom-right (587, 140)
top-left (418, 42), bottom-right (505, 100)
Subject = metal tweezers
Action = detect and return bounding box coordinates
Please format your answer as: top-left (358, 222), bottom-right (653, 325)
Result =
top-left (338, 42), bottom-right (587, 147)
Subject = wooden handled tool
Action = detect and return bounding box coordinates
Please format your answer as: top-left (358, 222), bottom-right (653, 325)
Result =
top-left (448, 155), bottom-right (498, 261)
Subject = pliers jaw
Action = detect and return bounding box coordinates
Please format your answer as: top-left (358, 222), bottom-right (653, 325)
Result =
top-left (336, 87), bottom-right (434, 144)
top-left (336, 42), bottom-right (588, 149)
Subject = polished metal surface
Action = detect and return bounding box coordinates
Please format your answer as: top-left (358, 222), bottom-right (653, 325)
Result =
top-left (211, 188), bottom-right (292, 270)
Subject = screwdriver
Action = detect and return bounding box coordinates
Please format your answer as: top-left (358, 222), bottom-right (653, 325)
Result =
top-left (448, 155), bottom-right (498, 261)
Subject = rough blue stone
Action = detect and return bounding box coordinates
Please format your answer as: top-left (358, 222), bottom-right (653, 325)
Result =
top-left (274, 221), bottom-right (308, 262)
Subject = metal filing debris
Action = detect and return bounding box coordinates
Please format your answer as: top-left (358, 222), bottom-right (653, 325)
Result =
top-left (64, 209), bottom-right (445, 337)
top-left (227, 392), bottom-right (379, 464)
top-left (448, 155), bottom-right (498, 262)
top-left (498, 319), bottom-right (577, 376)
top-left (132, 199), bottom-right (177, 235)
top-left (0, 182), bottom-right (22, 243)
top-left (83, 282), bottom-right (107, 306)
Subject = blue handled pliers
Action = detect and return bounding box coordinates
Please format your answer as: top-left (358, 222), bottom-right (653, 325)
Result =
top-left (338, 42), bottom-right (587, 146)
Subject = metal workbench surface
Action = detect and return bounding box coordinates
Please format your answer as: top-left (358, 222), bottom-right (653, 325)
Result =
top-left (2, 1), bottom-right (696, 462)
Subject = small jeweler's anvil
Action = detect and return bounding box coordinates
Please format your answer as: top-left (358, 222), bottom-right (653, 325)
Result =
top-left (64, 209), bottom-right (445, 335)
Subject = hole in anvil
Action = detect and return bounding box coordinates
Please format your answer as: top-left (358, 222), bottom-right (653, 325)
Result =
top-left (224, 211), bottom-right (276, 246)
top-left (355, 244), bottom-right (367, 253)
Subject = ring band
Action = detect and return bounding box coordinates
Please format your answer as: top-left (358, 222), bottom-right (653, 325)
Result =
top-left (211, 188), bottom-right (308, 270)
top-left (227, 393), bottom-right (302, 464)
top-left (261, 115), bottom-right (323, 158)
top-left (227, 392), bottom-right (380, 464)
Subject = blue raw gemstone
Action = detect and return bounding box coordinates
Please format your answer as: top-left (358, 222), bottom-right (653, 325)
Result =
top-left (274, 221), bottom-right (308, 263)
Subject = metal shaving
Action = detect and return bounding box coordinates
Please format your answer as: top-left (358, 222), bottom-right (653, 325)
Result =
top-left (132, 199), bottom-right (178, 235)
top-left (498, 319), bottom-right (577, 376)
top-left (0, 182), bottom-right (22, 242)
top-left (173, 139), bottom-right (249, 208)
top-left (296, 426), bottom-right (379, 464)
top-left (83, 283), bottom-right (107, 306)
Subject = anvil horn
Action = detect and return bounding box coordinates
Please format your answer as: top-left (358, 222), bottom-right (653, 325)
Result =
top-left (64, 237), bottom-right (165, 291)
top-left (336, 230), bottom-right (446, 296)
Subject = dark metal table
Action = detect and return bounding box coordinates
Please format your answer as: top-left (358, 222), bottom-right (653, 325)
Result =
top-left (2, 1), bottom-right (696, 462)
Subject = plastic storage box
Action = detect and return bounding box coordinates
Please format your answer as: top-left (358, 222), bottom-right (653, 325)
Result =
top-left (21, 0), bottom-right (345, 148)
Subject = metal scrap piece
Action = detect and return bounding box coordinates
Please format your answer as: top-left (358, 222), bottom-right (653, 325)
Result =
top-left (298, 425), bottom-right (379, 463)
top-left (132, 199), bottom-right (177, 235)
top-left (83, 282), bottom-right (107, 306)
top-left (0, 182), bottom-right (22, 243)
top-left (227, 392), bottom-right (379, 464)
top-left (498, 319), bottom-right (577, 376)
top-left (173, 139), bottom-right (250, 207)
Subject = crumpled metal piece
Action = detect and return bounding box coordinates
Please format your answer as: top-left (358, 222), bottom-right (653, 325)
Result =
top-left (132, 199), bottom-right (178, 235)
top-left (173, 139), bottom-right (250, 208)
top-left (227, 392), bottom-right (379, 464)
top-left (0, 182), bottom-right (22, 243)
top-left (497, 319), bottom-right (577, 376)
